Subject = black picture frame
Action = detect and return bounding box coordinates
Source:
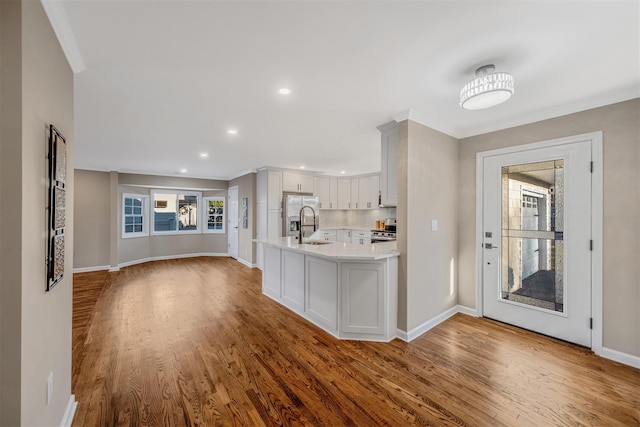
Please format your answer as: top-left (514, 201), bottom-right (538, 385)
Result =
top-left (47, 125), bottom-right (66, 291)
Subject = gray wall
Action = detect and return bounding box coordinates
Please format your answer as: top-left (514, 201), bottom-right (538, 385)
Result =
top-left (73, 170), bottom-right (230, 269)
top-left (230, 173), bottom-right (257, 265)
top-left (397, 120), bottom-right (459, 332)
top-left (74, 169), bottom-right (110, 269)
top-left (458, 99), bottom-right (640, 357)
top-left (1, 0), bottom-right (75, 424)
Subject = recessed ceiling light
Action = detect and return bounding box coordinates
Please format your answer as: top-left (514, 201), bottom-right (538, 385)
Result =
top-left (299, 165), bottom-right (305, 169)
top-left (179, 168), bottom-right (187, 174)
top-left (279, 88), bottom-right (291, 95)
top-left (340, 170), bottom-right (346, 174)
top-left (199, 152), bottom-right (209, 159)
top-left (228, 129), bottom-right (238, 135)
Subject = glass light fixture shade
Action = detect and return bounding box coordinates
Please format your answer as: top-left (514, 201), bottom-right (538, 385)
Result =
top-left (460, 65), bottom-right (514, 110)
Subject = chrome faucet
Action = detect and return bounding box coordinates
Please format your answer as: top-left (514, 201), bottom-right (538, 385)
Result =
top-left (299, 205), bottom-right (317, 241)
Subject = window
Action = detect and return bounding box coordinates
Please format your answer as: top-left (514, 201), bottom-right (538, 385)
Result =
top-left (203, 197), bottom-right (225, 233)
top-left (122, 194), bottom-right (149, 238)
top-left (151, 190), bottom-right (201, 234)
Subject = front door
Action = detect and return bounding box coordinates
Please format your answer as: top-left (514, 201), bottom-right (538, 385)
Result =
top-left (481, 138), bottom-right (592, 347)
top-left (228, 186), bottom-right (239, 259)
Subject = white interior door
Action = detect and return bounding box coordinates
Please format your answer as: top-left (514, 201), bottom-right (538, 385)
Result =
top-left (482, 139), bottom-right (592, 347)
top-left (228, 186), bottom-right (239, 259)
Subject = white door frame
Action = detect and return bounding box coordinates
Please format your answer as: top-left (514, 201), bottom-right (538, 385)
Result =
top-left (228, 185), bottom-right (239, 259)
top-left (475, 131), bottom-right (603, 352)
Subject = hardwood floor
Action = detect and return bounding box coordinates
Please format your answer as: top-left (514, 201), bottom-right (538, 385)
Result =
top-left (72, 257), bottom-right (640, 426)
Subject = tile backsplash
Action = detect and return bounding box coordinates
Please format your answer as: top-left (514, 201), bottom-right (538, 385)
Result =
top-left (319, 208), bottom-right (396, 229)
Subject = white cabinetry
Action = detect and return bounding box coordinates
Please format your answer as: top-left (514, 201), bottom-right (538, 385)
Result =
top-left (336, 229), bottom-right (352, 243)
top-left (378, 122), bottom-right (398, 207)
top-left (341, 262), bottom-right (385, 335)
top-left (262, 246), bottom-right (281, 299)
top-left (318, 230), bottom-right (337, 241)
top-left (351, 231), bottom-right (371, 245)
top-left (337, 178), bottom-right (351, 209)
top-left (369, 175), bottom-right (380, 208)
top-left (283, 172), bottom-right (314, 193)
top-left (350, 179), bottom-right (359, 209)
top-left (305, 256), bottom-right (339, 331)
top-left (256, 169), bottom-right (283, 269)
top-left (281, 250), bottom-right (305, 313)
top-left (315, 177), bottom-right (338, 209)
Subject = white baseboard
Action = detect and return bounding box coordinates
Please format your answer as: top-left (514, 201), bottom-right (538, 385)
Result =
top-left (73, 265), bottom-right (110, 273)
top-left (395, 305), bottom-right (640, 370)
top-left (60, 395), bottom-right (77, 427)
top-left (456, 305), bottom-right (479, 317)
top-left (598, 347), bottom-right (640, 369)
top-left (396, 305), bottom-right (478, 342)
top-left (235, 257), bottom-right (257, 268)
top-left (116, 253), bottom-right (229, 270)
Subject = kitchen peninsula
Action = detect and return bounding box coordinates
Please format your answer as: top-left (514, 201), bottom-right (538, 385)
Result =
top-left (256, 237), bottom-right (399, 342)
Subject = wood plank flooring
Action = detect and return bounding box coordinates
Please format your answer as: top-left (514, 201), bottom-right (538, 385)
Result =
top-left (72, 257), bottom-right (640, 426)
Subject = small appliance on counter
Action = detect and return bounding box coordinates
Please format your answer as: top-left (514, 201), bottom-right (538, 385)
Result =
top-left (371, 218), bottom-right (396, 242)
top-left (282, 193), bottom-right (320, 238)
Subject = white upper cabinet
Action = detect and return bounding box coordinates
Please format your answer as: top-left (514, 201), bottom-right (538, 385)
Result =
top-left (369, 175), bottom-right (380, 208)
top-left (337, 178), bottom-right (351, 209)
top-left (316, 177), bottom-right (338, 209)
top-left (283, 172), bottom-right (314, 193)
top-left (350, 179), bottom-right (359, 209)
top-left (378, 122), bottom-right (398, 207)
top-left (357, 177), bottom-right (370, 209)
top-left (267, 171), bottom-right (282, 209)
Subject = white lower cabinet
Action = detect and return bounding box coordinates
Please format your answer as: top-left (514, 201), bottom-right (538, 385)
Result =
top-left (281, 250), bottom-right (305, 313)
top-left (262, 246), bottom-right (281, 300)
top-left (305, 257), bottom-right (339, 331)
top-left (341, 263), bottom-right (384, 335)
top-left (260, 245), bottom-right (398, 342)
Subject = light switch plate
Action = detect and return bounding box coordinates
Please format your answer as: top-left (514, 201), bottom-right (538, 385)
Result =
top-left (431, 220), bottom-right (438, 231)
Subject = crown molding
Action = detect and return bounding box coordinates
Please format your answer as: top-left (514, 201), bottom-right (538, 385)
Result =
top-left (391, 109), bottom-right (460, 138)
top-left (41, 0), bottom-right (86, 73)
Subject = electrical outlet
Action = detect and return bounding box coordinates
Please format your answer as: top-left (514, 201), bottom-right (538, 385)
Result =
top-left (47, 372), bottom-right (53, 405)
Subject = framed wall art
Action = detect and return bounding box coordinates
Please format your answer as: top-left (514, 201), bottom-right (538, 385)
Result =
top-left (46, 125), bottom-right (66, 291)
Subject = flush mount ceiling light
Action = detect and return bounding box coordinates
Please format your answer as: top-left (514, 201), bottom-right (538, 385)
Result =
top-left (460, 64), bottom-right (514, 110)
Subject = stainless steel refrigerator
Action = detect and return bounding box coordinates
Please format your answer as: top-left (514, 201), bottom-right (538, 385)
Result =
top-left (282, 193), bottom-right (320, 238)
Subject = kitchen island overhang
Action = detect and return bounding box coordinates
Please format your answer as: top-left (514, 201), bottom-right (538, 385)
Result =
top-left (255, 237), bottom-right (399, 342)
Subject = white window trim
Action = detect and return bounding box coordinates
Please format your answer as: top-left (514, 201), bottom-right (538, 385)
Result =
top-left (122, 193), bottom-right (149, 239)
top-left (150, 189), bottom-right (202, 235)
top-left (203, 196), bottom-right (226, 234)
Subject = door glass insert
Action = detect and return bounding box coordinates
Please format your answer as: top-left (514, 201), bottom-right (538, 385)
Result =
top-left (501, 160), bottom-right (564, 312)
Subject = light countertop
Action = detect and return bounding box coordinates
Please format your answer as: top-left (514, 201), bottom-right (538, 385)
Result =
top-left (254, 237), bottom-right (399, 261)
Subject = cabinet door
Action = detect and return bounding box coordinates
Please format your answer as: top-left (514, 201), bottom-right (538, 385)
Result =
top-left (256, 203), bottom-right (267, 236)
top-left (337, 178), bottom-right (351, 209)
top-left (282, 250), bottom-right (305, 313)
top-left (380, 125), bottom-right (398, 206)
top-left (350, 179), bottom-right (359, 209)
top-left (316, 177), bottom-right (331, 209)
top-left (299, 175), bottom-right (314, 193)
top-left (305, 256), bottom-right (339, 331)
top-left (282, 173), bottom-right (299, 192)
top-left (267, 209), bottom-right (281, 238)
top-left (267, 171), bottom-right (282, 209)
top-left (369, 175), bottom-right (380, 208)
top-left (341, 262), bottom-right (385, 335)
top-left (358, 177), bottom-right (371, 209)
top-left (262, 246), bottom-right (282, 300)
top-left (329, 178), bottom-right (338, 209)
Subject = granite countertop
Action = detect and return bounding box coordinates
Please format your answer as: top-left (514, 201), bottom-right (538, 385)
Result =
top-left (254, 237), bottom-right (399, 261)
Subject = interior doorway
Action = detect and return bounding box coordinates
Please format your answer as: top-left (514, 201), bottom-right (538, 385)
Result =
top-left (476, 133), bottom-right (602, 348)
top-left (228, 186), bottom-right (239, 259)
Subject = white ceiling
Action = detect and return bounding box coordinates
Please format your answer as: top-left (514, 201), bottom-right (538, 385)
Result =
top-left (56, 0), bottom-right (639, 180)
